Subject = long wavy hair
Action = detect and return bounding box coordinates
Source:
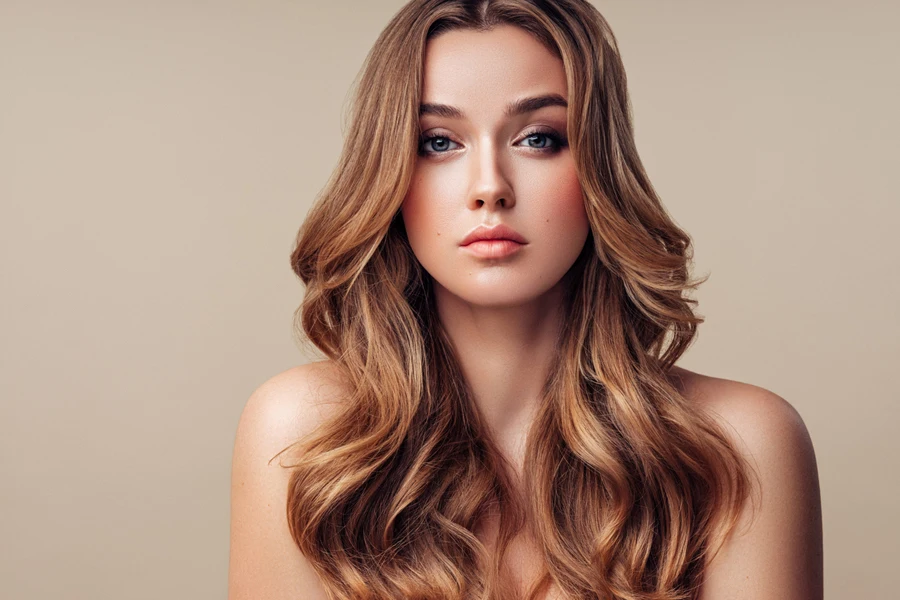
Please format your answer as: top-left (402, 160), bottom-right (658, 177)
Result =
top-left (281, 1), bottom-right (757, 599)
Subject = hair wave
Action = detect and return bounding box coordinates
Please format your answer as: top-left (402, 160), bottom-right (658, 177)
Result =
top-left (281, 1), bottom-right (756, 598)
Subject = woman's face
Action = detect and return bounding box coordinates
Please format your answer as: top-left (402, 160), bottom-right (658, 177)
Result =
top-left (401, 25), bottom-right (589, 308)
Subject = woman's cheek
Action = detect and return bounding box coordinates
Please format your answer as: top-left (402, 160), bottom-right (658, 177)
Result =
top-left (401, 175), bottom-right (454, 263)
top-left (534, 163), bottom-right (587, 231)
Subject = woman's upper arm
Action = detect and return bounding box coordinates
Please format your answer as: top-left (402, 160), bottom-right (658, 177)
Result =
top-left (698, 383), bottom-right (824, 600)
top-left (227, 363), bottom-right (337, 600)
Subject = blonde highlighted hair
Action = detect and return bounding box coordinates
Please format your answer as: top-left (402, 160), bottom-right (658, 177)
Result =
top-left (281, 1), bottom-right (756, 598)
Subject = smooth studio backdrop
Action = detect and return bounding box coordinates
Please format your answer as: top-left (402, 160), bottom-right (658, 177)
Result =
top-left (1, 1), bottom-right (897, 598)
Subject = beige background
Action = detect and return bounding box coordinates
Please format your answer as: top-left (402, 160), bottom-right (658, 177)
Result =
top-left (1, 0), bottom-right (897, 598)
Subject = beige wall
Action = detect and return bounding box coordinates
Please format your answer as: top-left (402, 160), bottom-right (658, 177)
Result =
top-left (1, 1), bottom-right (896, 598)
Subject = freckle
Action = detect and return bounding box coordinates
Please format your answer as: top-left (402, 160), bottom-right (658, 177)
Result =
top-left (546, 219), bottom-right (550, 222)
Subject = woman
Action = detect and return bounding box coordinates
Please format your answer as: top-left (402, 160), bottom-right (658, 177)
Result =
top-left (228, 1), bottom-right (823, 599)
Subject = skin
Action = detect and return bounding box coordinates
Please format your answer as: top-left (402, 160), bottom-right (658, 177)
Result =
top-left (228, 24), bottom-right (823, 600)
top-left (401, 25), bottom-right (589, 471)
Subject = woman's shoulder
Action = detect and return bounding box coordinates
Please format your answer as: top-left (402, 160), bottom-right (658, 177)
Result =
top-left (238, 360), bottom-right (350, 445)
top-left (253, 359), bottom-right (348, 403)
top-left (667, 366), bottom-right (811, 448)
top-left (668, 366), bottom-right (823, 598)
top-left (228, 360), bottom-right (348, 600)
top-left (667, 365), bottom-right (815, 471)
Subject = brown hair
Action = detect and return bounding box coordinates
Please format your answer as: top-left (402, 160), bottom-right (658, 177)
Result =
top-left (281, 1), bottom-right (757, 598)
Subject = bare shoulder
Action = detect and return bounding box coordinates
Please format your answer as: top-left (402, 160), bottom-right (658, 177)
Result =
top-left (228, 360), bottom-right (349, 600)
top-left (668, 365), bottom-right (809, 444)
top-left (668, 366), bottom-right (823, 599)
top-left (237, 360), bottom-right (349, 452)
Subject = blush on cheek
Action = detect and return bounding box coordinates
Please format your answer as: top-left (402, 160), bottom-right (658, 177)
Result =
top-left (551, 169), bottom-right (587, 223)
top-left (401, 181), bottom-right (427, 221)
top-left (401, 193), bottom-right (444, 257)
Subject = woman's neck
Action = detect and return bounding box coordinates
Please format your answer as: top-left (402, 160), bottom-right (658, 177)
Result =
top-left (434, 279), bottom-right (566, 472)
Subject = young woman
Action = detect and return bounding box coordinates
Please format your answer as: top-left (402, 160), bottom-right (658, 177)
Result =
top-left (228, 1), bottom-right (823, 599)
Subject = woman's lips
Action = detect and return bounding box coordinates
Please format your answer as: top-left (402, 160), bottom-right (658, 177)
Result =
top-left (459, 223), bottom-right (528, 259)
top-left (460, 239), bottom-right (525, 259)
top-left (460, 224), bottom-right (528, 246)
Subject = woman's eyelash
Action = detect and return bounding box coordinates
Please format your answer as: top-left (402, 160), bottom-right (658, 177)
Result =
top-left (519, 130), bottom-right (568, 152)
top-left (417, 129), bottom-right (568, 156)
top-left (418, 135), bottom-right (460, 155)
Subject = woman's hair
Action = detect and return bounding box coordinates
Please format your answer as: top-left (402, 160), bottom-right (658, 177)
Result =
top-left (281, 1), bottom-right (757, 599)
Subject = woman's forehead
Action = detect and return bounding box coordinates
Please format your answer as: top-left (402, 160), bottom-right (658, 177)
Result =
top-left (420, 25), bottom-right (568, 108)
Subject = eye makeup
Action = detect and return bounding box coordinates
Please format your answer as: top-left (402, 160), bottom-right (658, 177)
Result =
top-left (417, 127), bottom-right (568, 157)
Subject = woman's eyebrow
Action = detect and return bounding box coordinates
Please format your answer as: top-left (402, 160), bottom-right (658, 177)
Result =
top-left (419, 93), bottom-right (567, 119)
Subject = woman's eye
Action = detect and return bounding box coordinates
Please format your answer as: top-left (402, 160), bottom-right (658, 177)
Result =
top-left (418, 131), bottom-right (567, 156)
top-left (519, 132), bottom-right (564, 151)
top-left (419, 135), bottom-right (459, 154)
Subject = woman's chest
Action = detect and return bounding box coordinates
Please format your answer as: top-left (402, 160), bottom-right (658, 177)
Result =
top-left (475, 516), bottom-right (565, 600)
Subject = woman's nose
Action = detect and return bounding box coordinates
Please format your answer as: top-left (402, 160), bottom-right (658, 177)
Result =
top-left (466, 140), bottom-right (516, 211)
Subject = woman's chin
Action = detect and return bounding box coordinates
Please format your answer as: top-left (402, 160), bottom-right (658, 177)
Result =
top-left (433, 280), bottom-right (567, 310)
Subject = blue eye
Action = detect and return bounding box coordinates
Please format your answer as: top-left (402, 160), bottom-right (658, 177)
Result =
top-left (518, 131), bottom-right (566, 152)
top-left (417, 130), bottom-right (568, 157)
top-left (419, 135), bottom-right (459, 155)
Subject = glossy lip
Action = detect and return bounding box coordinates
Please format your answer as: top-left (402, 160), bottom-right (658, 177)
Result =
top-left (460, 224), bottom-right (528, 247)
top-left (462, 239), bottom-right (525, 259)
